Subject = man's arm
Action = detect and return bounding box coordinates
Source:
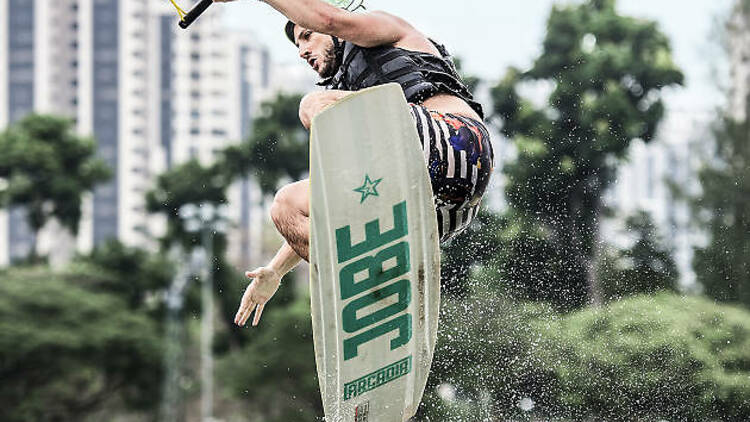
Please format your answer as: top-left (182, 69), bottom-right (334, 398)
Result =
top-left (268, 241), bottom-right (303, 276)
top-left (261, 0), bottom-right (412, 47)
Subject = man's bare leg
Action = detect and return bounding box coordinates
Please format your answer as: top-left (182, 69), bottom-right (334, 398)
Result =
top-left (270, 179), bottom-right (311, 261)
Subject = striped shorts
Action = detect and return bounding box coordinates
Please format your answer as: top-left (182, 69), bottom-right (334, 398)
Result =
top-left (408, 104), bottom-right (494, 243)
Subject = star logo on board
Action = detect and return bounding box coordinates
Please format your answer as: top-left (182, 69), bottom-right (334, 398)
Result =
top-left (354, 174), bottom-right (383, 204)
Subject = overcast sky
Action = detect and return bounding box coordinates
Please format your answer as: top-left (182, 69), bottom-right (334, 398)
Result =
top-left (221, 0), bottom-right (735, 112)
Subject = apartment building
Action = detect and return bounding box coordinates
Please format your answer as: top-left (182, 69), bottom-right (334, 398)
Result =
top-left (150, 2), bottom-right (273, 267)
top-left (1, 0), bottom-right (82, 265)
top-left (0, 0), bottom-right (273, 266)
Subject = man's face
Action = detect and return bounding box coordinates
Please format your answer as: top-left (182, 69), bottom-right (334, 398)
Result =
top-left (293, 25), bottom-right (337, 78)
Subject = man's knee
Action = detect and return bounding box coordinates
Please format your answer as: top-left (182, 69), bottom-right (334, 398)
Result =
top-left (270, 185), bottom-right (293, 226)
top-left (270, 182), bottom-right (308, 225)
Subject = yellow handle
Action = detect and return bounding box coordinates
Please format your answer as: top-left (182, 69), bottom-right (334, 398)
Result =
top-left (168, 0), bottom-right (188, 20)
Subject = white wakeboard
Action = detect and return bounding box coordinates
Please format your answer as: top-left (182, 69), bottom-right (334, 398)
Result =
top-left (309, 83), bottom-right (441, 422)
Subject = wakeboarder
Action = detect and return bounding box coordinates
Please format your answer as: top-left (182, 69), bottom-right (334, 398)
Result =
top-left (226, 0), bottom-right (495, 327)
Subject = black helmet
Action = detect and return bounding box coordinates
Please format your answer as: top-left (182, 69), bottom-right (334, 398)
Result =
top-left (284, 0), bottom-right (365, 44)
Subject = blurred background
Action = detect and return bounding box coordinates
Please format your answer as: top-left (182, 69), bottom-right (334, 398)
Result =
top-left (0, 0), bottom-right (749, 421)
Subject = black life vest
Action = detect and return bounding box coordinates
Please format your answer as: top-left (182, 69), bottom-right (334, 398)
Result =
top-left (322, 39), bottom-right (484, 119)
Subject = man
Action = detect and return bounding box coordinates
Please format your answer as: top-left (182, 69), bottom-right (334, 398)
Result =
top-left (228, 0), bottom-right (494, 327)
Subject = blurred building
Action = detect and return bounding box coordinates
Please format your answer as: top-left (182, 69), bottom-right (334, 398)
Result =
top-left (0, 0), bottom-right (82, 265)
top-left (149, 2), bottom-right (274, 268)
top-left (0, 0), bottom-right (274, 268)
top-left (603, 112), bottom-right (712, 288)
top-left (729, 0), bottom-right (750, 120)
top-left (602, 0), bottom-right (750, 290)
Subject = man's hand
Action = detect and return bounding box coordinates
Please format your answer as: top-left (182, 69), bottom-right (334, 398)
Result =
top-left (299, 90), bottom-right (355, 129)
top-left (234, 267), bottom-right (282, 327)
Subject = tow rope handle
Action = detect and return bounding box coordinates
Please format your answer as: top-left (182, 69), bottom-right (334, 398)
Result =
top-left (171, 0), bottom-right (213, 29)
top-left (171, 0), bottom-right (366, 30)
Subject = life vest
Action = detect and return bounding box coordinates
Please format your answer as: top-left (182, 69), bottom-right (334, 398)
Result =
top-left (322, 39), bottom-right (484, 119)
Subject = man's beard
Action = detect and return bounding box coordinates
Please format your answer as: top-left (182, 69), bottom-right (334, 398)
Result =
top-left (318, 44), bottom-right (338, 78)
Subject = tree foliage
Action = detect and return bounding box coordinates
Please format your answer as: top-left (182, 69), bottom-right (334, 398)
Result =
top-left (689, 113), bottom-right (750, 308)
top-left (490, 0), bottom-right (683, 309)
top-left (146, 159), bottom-right (229, 250)
top-left (218, 296), bottom-right (322, 421)
top-left (73, 240), bottom-right (175, 315)
top-left (144, 159), bottom-right (257, 349)
top-left (417, 291), bottom-right (750, 421)
top-left (220, 93), bottom-right (309, 195)
top-left (417, 288), bottom-right (556, 421)
top-left (599, 211), bottom-right (679, 302)
top-left (535, 293), bottom-right (750, 421)
top-left (439, 210), bottom-right (508, 298)
top-left (0, 266), bottom-right (163, 422)
top-left (0, 114), bottom-right (111, 255)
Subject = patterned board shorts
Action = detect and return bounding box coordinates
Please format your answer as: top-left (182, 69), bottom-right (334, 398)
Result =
top-left (408, 104), bottom-right (495, 243)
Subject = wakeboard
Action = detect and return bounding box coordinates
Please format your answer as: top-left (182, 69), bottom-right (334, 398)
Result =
top-left (309, 83), bottom-right (441, 422)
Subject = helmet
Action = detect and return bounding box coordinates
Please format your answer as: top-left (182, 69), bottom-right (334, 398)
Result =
top-left (285, 0), bottom-right (365, 43)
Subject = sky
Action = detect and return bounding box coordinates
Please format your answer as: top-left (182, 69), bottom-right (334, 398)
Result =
top-left (220, 0), bottom-right (735, 113)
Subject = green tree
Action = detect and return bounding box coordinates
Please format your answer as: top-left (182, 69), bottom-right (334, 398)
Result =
top-left (145, 159), bottom-right (253, 342)
top-left (417, 291), bottom-right (750, 421)
top-left (599, 211), bottom-right (679, 302)
top-left (73, 240), bottom-right (174, 316)
top-left (220, 93), bottom-right (308, 195)
top-left (146, 159), bottom-right (229, 251)
top-left (0, 266), bottom-right (163, 422)
top-left (491, 0), bottom-right (683, 309)
top-left (439, 210), bottom-right (508, 298)
top-left (218, 296), bottom-right (322, 421)
top-left (145, 156), bottom-right (298, 350)
top-left (0, 114), bottom-right (111, 260)
top-left (689, 112), bottom-right (750, 308)
top-left (535, 293), bottom-right (750, 421)
top-left (416, 287), bottom-right (556, 421)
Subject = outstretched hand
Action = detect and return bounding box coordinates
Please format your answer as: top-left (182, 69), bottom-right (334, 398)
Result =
top-left (234, 267), bottom-right (282, 327)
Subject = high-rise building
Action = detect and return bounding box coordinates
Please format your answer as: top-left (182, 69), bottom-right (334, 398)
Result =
top-left (1, 0), bottom-right (36, 266)
top-left (149, 2), bottom-right (274, 267)
top-left (0, 0), bottom-right (156, 262)
top-left (0, 0), bottom-right (273, 267)
top-left (1, 0), bottom-right (82, 265)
